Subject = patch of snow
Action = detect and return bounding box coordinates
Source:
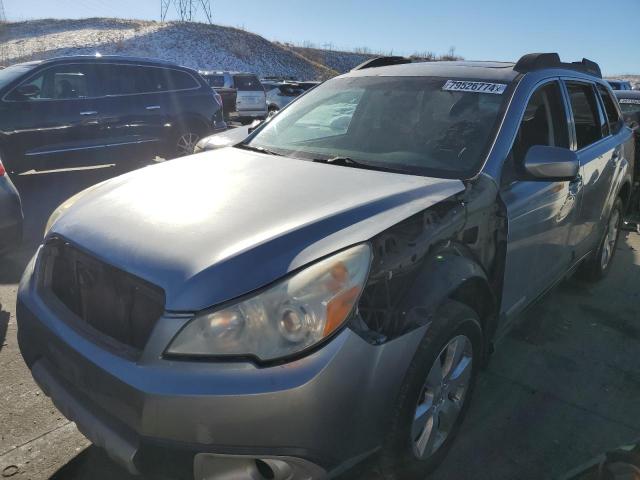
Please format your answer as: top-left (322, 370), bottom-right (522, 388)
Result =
top-left (0, 18), bottom-right (338, 80)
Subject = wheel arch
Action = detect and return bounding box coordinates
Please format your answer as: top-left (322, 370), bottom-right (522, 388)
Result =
top-left (618, 178), bottom-right (633, 211)
top-left (173, 114), bottom-right (210, 136)
top-left (398, 245), bottom-right (498, 357)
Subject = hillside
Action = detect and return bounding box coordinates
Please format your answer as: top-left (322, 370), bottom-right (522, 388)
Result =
top-left (288, 46), bottom-right (376, 73)
top-left (0, 18), bottom-right (341, 79)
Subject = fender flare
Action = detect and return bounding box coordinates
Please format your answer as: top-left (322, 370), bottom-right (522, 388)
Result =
top-left (399, 245), bottom-right (498, 354)
top-left (172, 114), bottom-right (210, 135)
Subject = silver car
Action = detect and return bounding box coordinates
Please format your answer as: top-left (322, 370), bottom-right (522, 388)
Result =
top-left (200, 71), bottom-right (267, 122)
top-left (0, 155), bottom-right (23, 255)
top-left (17, 53), bottom-right (632, 480)
top-left (262, 81), bottom-right (317, 113)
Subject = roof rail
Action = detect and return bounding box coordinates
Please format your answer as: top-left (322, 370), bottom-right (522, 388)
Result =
top-left (514, 52), bottom-right (602, 78)
top-left (352, 56), bottom-right (412, 71)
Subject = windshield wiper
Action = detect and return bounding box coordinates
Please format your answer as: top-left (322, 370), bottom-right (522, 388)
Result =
top-left (235, 143), bottom-right (282, 156)
top-left (312, 156), bottom-right (404, 174)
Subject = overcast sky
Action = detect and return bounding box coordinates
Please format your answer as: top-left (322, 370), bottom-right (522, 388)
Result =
top-left (4, 0), bottom-right (638, 75)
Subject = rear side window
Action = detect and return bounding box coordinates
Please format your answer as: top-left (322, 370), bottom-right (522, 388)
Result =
top-left (566, 82), bottom-right (604, 149)
top-left (97, 65), bottom-right (158, 96)
top-left (234, 75), bottom-right (263, 91)
top-left (596, 84), bottom-right (623, 135)
top-left (204, 75), bottom-right (225, 88)
top-left (162, 69), bottom-right (199, 91)
top-left (512, 82), bottom-right (569, 164)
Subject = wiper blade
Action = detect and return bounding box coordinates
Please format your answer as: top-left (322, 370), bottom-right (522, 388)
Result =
top-left (235, 143), bottom-right (282, 156)
top-left (313, 156), bottom-right (363, 166)
top-left (312, 156), bottom-right (404, 173)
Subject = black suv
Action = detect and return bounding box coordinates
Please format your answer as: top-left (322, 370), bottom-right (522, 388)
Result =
top-left (0, 55), bottom-right (226, 172)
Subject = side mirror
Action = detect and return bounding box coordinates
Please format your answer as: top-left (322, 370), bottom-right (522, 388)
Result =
top-left (523, 145), bottom-right (579, 181)
top-left (247, 118), bottom-right (264, 134)
top-left (15, 84), bottom-right (40, 98)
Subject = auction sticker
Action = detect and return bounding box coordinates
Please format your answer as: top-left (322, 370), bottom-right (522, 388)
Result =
top-left (619, 99), bottom-right (640, 105)
top-left (443, 80), bottom-right (507, 94)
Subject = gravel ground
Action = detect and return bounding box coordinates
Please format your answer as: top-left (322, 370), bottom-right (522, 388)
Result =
top-left (1, 160), bottom-right (639, 480)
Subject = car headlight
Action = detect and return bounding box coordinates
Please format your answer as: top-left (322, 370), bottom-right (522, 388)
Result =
top-left (166, 244), bottom-right (371, 362)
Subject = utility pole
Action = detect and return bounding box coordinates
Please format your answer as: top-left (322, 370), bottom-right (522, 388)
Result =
top-left (161, 0), bottom-right (213, 24)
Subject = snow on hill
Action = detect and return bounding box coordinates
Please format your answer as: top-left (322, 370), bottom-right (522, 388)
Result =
top-left (0, 18), bottom-right (339, 80)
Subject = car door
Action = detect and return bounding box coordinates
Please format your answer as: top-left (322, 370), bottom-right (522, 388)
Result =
top-left (1, 63), bottom-right (102, 160)
top-left (92, 63), bottom-right (167, 151)
top-left (563, 81), bottom-right (618, 260)
top-left (499, 80), bottom-right (581, 319)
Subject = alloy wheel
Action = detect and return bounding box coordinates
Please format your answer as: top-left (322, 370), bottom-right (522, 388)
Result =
top-left (601, 207), bottom-right (620, 270)
top-left (411, 335), bottom-right (473, 460)
top-left (176, 132), bottom-right (200, 156)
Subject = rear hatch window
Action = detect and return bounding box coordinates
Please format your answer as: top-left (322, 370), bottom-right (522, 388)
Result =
top-left (234, 75), bottom-right (263, 91)
top-left (205, 74), bottom-right (225, 88)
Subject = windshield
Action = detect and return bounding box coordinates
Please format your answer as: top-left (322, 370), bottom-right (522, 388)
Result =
top-left (234, 75), bottom-right (263, 91)
top-left (619, 100), bottom-right (640, 115)
top-left (0, 64), bottom-right (35, 90)
top-left (204, 74), bottom-right (225, 88)
top-left (244, 76), bottom-right (508, 178)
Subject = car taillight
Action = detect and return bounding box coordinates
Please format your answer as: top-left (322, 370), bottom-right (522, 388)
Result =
top-left (0, 161), bottom-right (5, 177)
top-left (213, 92), bottom-right (223, 107)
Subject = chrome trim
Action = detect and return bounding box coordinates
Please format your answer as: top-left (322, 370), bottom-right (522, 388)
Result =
top-left (2, 62), bottom-right (202, 103)
top-left (24, 138), bottom-right (160, 157)
top-left (145, 105), bottom-right (161, 110)
top-left (80, 111), bottom-right (98, 116)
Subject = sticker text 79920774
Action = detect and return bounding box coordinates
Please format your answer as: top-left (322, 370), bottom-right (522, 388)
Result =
top-left (442, 80), bottom-right (507, 95)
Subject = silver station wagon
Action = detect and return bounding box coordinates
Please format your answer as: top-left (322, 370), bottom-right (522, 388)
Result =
top-left (18, 53), bottom-right (632, 480)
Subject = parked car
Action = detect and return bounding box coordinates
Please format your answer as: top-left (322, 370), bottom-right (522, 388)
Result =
top-left (17, 53), bottom-right (632, 480)
top-left (0, 155), bottom-right (23, 255)
top-left (197, 71), bottom-right (266, 123)
top-left (0, 55), bottom-right (226, 173)
top-left (607, 79), bottom-right (633, 91)
top-left (615, 90), bottom-right (640, 218)
top-left (261, 80), bottom-right (320, 112)
top-left (199, 71), bottom-right (238, 120)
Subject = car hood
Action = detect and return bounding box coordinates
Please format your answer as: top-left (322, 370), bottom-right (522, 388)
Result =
top-left (49, 148), bottom-right (465, 311)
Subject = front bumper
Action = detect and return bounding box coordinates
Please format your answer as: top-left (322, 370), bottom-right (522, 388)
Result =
top-left (17, 254), bottom-right (426, 478)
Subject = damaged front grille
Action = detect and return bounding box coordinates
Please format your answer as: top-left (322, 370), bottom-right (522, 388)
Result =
top-left (40, 238), bottom-right (165, 354)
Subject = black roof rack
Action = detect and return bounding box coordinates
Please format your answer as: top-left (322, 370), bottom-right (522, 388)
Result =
top-left (514, 52), bottom-right (602, 78)
top-left (352, 56), bottom-right (412, 71)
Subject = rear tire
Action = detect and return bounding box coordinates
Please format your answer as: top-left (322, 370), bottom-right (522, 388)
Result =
top-left (373, 300), bottom-right (483, 479)
top-left (578, 197), bottom-right (623, 282)
top-left (170, 123), bottom-right (205, 158)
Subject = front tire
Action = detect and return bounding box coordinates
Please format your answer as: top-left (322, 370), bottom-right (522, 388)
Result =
top-left (578, 197), bottom-right (623, 282)
top-left (375, 300), bottom-right (483, 479)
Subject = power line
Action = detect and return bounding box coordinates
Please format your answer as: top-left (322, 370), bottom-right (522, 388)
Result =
top-left (161, 0), bottom-right (213, 24)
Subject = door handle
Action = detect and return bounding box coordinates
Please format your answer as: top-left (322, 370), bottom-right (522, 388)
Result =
top-left (146, 105), bottom-right (161, 110)
top-left (79, 111), bottom-right (98, 116)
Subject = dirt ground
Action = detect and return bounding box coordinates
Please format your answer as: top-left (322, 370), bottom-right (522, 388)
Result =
top-left (1, 161), bottom-right (639, 480)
